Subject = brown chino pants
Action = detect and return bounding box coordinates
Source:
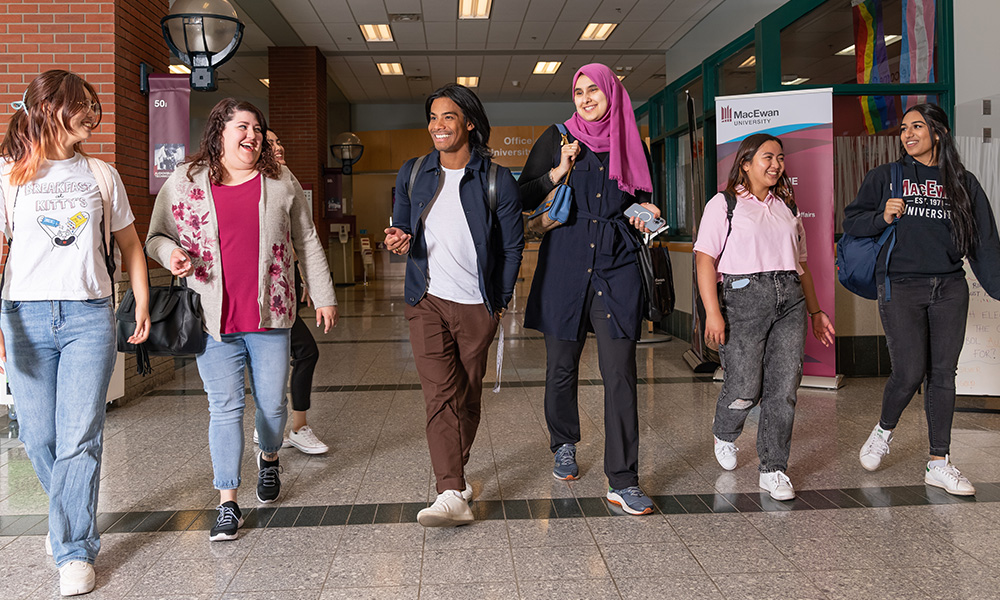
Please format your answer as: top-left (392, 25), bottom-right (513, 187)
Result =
top-left (405, 294), bottom-right (498, 493)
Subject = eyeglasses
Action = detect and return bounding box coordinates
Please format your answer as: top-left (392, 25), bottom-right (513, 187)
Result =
top-left (75, 99), bottom-right (101, 114)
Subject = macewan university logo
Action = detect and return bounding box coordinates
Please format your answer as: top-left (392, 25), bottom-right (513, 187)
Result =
top-left (719, 106), bottom-right (780, 127)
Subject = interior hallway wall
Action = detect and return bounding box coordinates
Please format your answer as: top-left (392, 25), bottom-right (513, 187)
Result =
top-left (954, 0), bottom-right (1000, 140)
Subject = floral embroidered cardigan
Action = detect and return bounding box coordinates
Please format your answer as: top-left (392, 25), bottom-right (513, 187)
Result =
top-left (147, 163), bottom-right (336, 341)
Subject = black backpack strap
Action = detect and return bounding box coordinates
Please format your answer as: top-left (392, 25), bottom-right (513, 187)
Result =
top-left (717, 190), bottom-right (738, 264)
top-left (407, 154), bottom-right (428, 198)
top-left (487, 161), bottom-right (498, 214)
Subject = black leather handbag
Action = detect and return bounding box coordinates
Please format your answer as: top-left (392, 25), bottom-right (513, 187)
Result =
top-left (636, 236), bottom-right (675, 323)
top-left (116, 277), bottom-right (206, 375)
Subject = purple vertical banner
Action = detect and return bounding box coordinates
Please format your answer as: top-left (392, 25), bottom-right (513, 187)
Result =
top-left (148, 74), bottom-right (191, 194)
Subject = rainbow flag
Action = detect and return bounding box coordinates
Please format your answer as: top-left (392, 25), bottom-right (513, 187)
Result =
top-left (900, 0), bottom-right (936, 110)
top-left (852, 0), bottom-right (895, 134)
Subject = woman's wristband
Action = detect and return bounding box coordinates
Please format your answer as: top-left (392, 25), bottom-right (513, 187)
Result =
top-left (809, 309), bottom-right (825, 317)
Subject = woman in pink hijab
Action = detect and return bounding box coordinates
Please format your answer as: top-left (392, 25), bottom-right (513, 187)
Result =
top-left (519, 63), bottom-right (659, 515)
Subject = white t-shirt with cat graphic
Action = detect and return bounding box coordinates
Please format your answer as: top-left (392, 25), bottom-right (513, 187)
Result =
top-left (1, 153), bottom-right (135, 300)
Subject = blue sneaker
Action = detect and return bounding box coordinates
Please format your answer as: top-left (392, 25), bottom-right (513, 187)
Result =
top-left (553, 443), bottom-right (578, 480)
top-left (607, 486), bottom-right (654, 515)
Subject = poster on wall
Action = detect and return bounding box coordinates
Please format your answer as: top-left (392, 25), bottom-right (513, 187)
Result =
top-left (148, 74), bottom-right (190, 195)
top-left (715, 88), bottom-right (836, 380)
top-left (957, 266), bottom-right (1000, 396)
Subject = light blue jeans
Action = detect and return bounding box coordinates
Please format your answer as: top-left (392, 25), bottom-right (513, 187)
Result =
top-left (2, 297), bottom-right (117, 567)
top-left (195, 329), bottom-right (290, 490)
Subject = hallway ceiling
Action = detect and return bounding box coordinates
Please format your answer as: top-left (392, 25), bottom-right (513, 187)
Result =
top-left (206, 0), bottom-right (728, 104)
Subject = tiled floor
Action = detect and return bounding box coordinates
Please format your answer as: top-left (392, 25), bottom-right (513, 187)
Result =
top-left (3, 279), bottom-right (1000, 598)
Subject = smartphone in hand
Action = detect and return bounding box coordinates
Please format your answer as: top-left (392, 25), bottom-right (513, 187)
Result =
top-left (624, 203), bottom-right (666, 233)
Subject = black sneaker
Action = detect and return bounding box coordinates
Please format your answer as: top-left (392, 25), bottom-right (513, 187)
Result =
top-left (209, 501), bottom-right (243, 541)
top-left (256, 450), bottom-right (282, 503)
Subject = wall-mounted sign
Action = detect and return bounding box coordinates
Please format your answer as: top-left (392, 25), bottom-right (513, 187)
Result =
top-left (148, 74), bottom-right (191, 194)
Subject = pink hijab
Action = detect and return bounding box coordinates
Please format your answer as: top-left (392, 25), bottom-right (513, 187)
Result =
top-left (563, 63), bottom-right (652, 195)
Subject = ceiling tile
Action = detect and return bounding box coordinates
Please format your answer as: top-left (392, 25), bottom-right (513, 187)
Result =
top-left (274, 0), bottom-right (319, 22)
top-left (345, 0), bottom-right (388, 22)
top-left (486, 21), bottom-right (521, 51)
top-left (311, 0), bottom-right (354, 22)
top-left (423, 21), bottom-right (456, 49)
top-left (457, 20), bottom-right (490, 50)
top-left (590, 0), bottom-right (638, 22)
top-left (295, 22), bottom-right (335, 45)
top-left (525, 0), bottom-right (565, 22)
top-left (492, 0), bottom-right (532, 22)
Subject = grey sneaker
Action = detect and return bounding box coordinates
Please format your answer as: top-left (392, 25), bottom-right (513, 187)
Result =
top-left (606, 486), bottom-right (654, 515)
top-left (553, 443), bottom-right (579, 480)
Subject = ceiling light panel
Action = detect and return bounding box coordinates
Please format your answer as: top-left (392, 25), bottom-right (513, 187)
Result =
top-left (836, 34), bottom-right (903, 56)
top-left (580, 23), bottom-right (617, 41)
top-left (360, 24), bottom-right (393, 42)
top-left (457, 76), bottom-right (479, 87)
top-left (259, 78), bottom-right (270, 87)
top-left (377, 62), bottom-right (404, 75)
top-left (459, 0), bottom-right (492, 19)
top-left (533, 61), bottom-right (562, 75)
top-left (169, 64), bottom-right (191, 74)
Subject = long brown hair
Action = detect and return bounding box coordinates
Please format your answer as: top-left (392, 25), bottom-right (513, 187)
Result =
top-left (0, 70), bottom-right (102, 185)
top-left (724, 133), bottom-right (795, 210)
top-left (185, 98), bottom-right (281, 185)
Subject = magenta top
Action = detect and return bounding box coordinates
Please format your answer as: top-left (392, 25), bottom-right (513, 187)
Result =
top-left (694, 187), bottom-right (808, 281)
top-left (212, 174), bottom-right (266, 334)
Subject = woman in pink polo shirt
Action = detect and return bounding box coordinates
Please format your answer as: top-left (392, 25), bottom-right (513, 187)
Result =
top-left (694, 133), bottom-right (834, 501)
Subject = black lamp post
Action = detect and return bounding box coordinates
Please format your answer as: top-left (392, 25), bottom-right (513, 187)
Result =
top-left (161, 0), bottom-right (245, 92)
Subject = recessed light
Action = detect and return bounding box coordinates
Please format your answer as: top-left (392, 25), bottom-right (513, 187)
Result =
top-left (169, 64), bottom-right (191, 74)
top-left (259, 78), bottom-right (270, 87)
top-left (457, 76), bottom-right (479, 87)
top-left (459, 0), bottom-right (491, 19)
top-left (836, 34), bottom-right (902, 56)
top-left (738, 56), bottom-right (756, 68)
top-left (533, 61), bottom-right (562, 75)
top-left (360, 24), bottom-right (393, 42)
top-left (781, 76), bottom-right (811, 86)
top-left (616, 75), bottom-right (625, 81)
top-left (580, 23), bottom-right (617, 41)
top-left (377, 62), bottom-right (404, 75)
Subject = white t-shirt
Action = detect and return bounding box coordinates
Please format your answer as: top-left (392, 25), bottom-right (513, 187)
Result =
top-left (1, 153), bottom-right (135, 300)
top-left (423, 166), bottom-right (482, 305)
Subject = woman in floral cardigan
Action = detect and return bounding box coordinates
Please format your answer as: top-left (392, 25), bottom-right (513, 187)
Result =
top-left (147, 98), bottom-right (337, 541)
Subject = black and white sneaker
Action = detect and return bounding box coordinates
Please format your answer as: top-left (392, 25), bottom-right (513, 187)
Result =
top-left (256, 450), bottom-right (282, 503)
top-left (209, 501), bottom-right (243, 541)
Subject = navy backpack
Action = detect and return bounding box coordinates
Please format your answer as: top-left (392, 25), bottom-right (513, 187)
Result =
top-left (836, 162), bottom-right (903, 300)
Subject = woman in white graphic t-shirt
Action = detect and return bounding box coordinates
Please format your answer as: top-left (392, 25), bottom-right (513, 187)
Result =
top-left (0, 70), bottom-right (150, 597)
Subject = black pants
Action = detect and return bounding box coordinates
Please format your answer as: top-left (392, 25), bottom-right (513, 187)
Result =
top-left (878, 276), bottom-right (969, 457)
top-left (289, 314), bottom-right (319, 412)
top-left (544, 287), bottom-right (639, 489)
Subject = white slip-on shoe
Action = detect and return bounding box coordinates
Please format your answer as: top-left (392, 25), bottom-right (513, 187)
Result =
top-left (859, 424), bottom-right (893, 471)
top-left (287, 426), bottom-right (329, 454)
top-left (59, 561), bottom-right (95, 596)
top-left (759, 470), bottom-right (796, 501)
top-left (417, 489), bottom-right (474, 528)
top-left (714, 436), bottom-right (738, 471)
top-left (925, 456), bottom-right (976, 496)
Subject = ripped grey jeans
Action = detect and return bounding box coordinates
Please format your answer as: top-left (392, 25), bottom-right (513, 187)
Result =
top-left (712, 271), bottom-right (805, 473)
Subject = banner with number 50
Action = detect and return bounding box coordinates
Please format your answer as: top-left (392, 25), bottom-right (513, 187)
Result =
top-left (148, 74), bottom-right (191, 194)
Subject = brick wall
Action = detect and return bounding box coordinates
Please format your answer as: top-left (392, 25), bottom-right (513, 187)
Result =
top-left (268, 47), bottom-right (328, 245)
top-left (0, 0), bottom-right (174, 400)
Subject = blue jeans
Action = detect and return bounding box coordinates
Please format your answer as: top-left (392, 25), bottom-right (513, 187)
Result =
top-left (196, 329), bottom-right (290, 490)
top-left (713, 271), bottom-right (806, 473)
top-left (878, 276), bottom-right (968, 456)
top-left (2, 298), bottom-right (116, 566)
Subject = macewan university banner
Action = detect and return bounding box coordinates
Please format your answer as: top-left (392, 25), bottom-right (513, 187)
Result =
top-left (715, 88), bottom-right (836, 381)
top-left (148, 74), bottom-right (190, 195)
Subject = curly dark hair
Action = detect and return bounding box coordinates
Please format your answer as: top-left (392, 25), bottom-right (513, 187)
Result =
top-left (185, 98), bottom-right (281, 185)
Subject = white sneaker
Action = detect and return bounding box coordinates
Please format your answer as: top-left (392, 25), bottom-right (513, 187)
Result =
top-left (759, 471), bottom-right (796, 501)
top-left (45, 532), bottom-right (52, 556)
top-left (59, 561), bottom-right (95, 596)
top-left (860, 425), bottom-right (893, 471)
top-left (417, 489), bottom-right (474, 528)
top-left (287, 426), bottom-right (329, 454)
top-left (714, 437), bottom-right (738, 471)
top-left (925, 456), bottom-right (976, 496)
top-left (461, 481), bottom-right (473, 501)
top-left (252, 428), bottom-right (292, 449)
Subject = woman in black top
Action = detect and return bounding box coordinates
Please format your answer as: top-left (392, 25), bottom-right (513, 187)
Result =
top-left (844, 103), bottom-right (1000, 495)
top-left (519, 63), bottom-right (658, 515)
